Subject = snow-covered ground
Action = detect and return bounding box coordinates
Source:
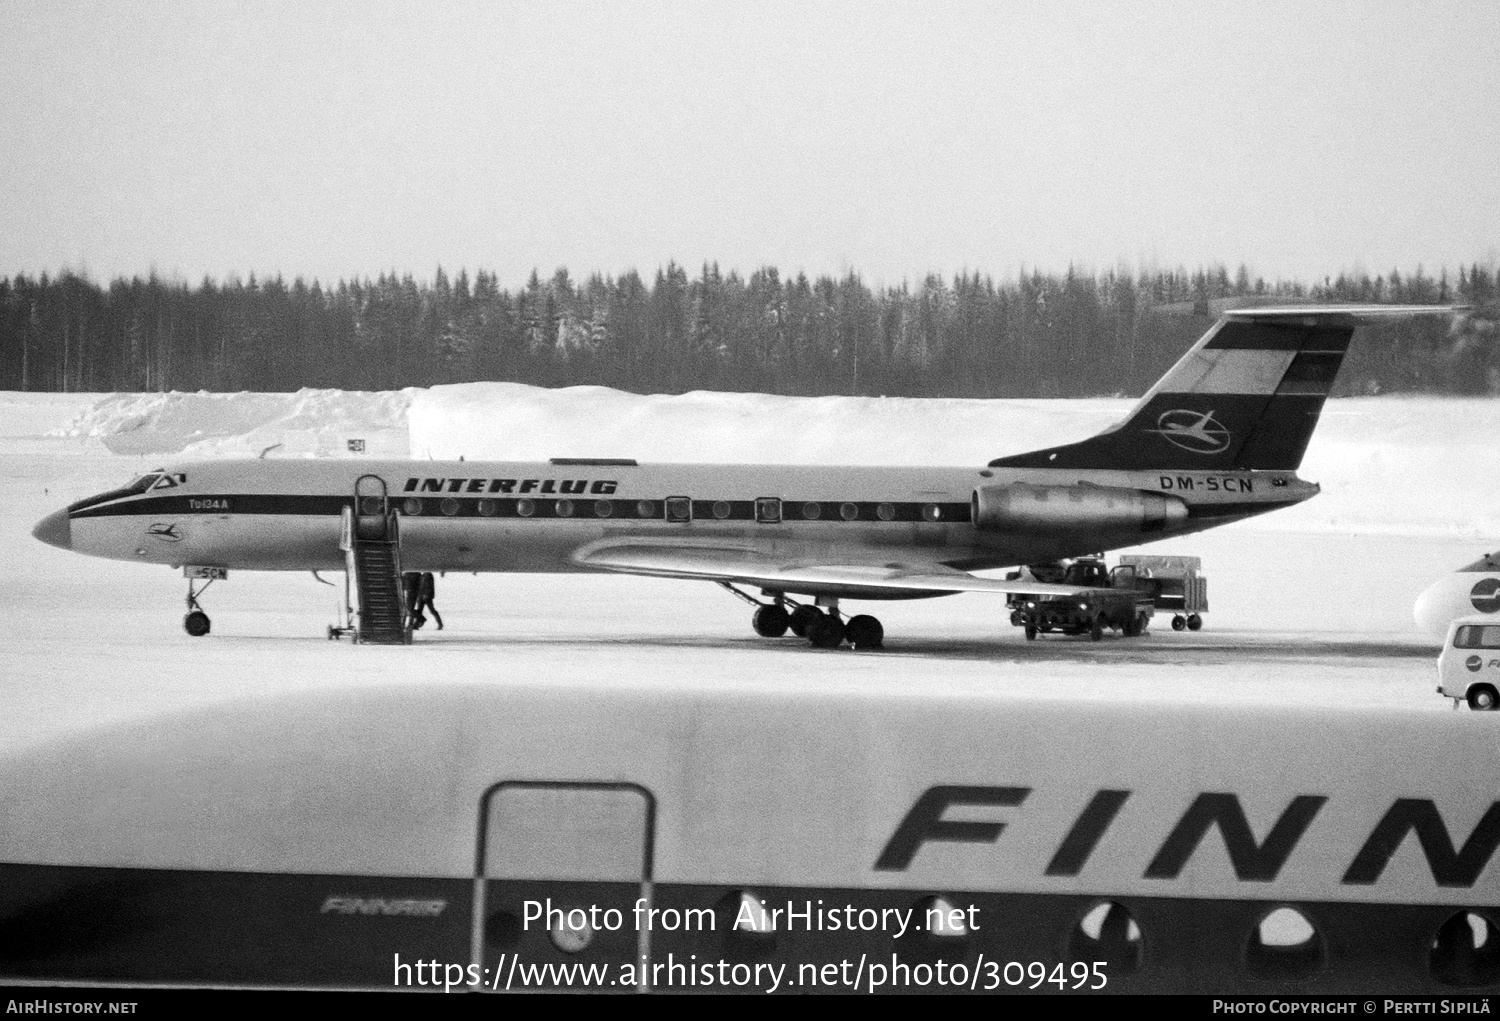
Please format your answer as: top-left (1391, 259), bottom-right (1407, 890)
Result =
top-left (2, 385), bottom-right (1494, 754)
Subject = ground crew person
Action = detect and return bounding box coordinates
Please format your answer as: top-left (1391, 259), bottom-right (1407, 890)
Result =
top-left (415, 571), bottom-right (443, 630)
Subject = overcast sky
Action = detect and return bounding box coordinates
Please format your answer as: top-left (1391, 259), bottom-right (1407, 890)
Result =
top-left (2, 0), bottom-right (1496, 290)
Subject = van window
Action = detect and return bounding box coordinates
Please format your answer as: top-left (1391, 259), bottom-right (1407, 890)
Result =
top-left (1454, 625), bottom-right (1500, 650)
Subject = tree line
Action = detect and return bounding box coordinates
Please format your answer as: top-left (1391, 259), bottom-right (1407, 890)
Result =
top-left (1, 261), bottom-right (1495, 398)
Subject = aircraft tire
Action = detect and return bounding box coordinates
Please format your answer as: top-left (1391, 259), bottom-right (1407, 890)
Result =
top-left (845, 614), bottom-right (883, 650)
top-left (807, 614), bottom-right (846, 649)
top-left (1186, 613), bottom-right (1203, 631)
top-left (1468, 685), bottom-right (1499, 711)
top-left (184, 611), bottom-right (211, 637)
top-left (1090, 615), bottom-right (1104, 641)
top-left (752, 605), bottom-right (791, 638)
top-left (1171, 615), bottom-right (1187, 631)
top-left (788, 605), bottom-right (822, 638)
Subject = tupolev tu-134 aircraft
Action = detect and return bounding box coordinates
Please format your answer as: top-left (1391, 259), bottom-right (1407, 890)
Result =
top-left (32, 305), bottom-right (1456, 647)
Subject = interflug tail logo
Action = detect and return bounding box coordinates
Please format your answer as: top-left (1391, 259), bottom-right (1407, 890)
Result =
top-left (1147, 409), bottom-right (1232, 455)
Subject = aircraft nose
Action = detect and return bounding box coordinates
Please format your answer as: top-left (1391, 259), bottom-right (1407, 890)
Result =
top-left (31, 508), bottom-right (72, 550)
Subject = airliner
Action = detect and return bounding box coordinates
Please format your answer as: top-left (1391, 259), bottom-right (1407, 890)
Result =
top-left (1415, 551), bottom-right (1500, 640)
top-left (1, 672), bottom-right (1496, 992)
top-left (31, 305), bottom-right (1454, 646)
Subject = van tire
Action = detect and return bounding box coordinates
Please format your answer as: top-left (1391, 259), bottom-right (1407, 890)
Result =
top-left (1468, 685), bottom-right (1499, 711)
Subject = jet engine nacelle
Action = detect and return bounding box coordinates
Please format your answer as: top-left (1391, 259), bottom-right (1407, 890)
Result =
top-left (971, 483), bottom-right (1188, 534)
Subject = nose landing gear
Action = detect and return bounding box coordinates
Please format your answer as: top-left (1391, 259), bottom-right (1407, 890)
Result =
top-left (181, 566), bottom-right (226, 637)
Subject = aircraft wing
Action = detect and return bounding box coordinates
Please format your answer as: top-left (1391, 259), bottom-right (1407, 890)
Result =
top-left (571, 541), bottom-right (1091, 600)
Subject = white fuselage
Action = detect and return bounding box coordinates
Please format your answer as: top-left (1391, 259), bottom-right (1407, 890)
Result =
top-left (60, 458), bottom-right (1316, 588)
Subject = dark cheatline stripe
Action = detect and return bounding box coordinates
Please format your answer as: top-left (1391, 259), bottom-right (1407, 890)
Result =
top-left (0, 862), bottom-right (467, 987)
top-left (71, 494), bottom-right (350, 519)
top-left (399, 496), bottom-right (971, 523)
top-left (73, 495), bottom-right (975, 524)
top-left (66, 487), bottom-right (140, 513)
top-left (1185, 499), bottom-right (1300, 520)
top-left (4, 861), bottom-right (1497, 992)
top-left (1205, 322), bottom-right (1353, 353)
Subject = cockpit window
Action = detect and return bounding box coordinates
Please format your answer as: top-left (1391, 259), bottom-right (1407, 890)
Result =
top-left (125, 473), bottom-right (163, 494)
top-left (121, 470), bottom-right (185, 494)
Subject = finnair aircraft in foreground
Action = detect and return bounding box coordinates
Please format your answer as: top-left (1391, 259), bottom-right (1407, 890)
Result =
top-left (32, 305), bottom-right (1452, 646)
top-left (1415, 551), bottom-right (1500, 640)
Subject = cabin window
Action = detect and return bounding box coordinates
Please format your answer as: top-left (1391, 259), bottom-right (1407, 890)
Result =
top-left (594, 500), bottom-right (614, 518)
top-left (635, 500), bottom-right (658, 518)
top-left (1431, 911), bottom-right (1500, 987)
top-left (840, 502), bottom-right (859, 521)
top-left (555, 499), bottom-right (574, 517)
top-left (801, 502), bottom-right (822, 520)
top-left (516, 499), bottom-right (535, 517)
top-left (877, 502), bottom-right (896, 521)
top-left (440, 498), bottom-right (461, 516)
top-left (665, 497), bottom-right (692, 523)
top-left (477, 499), bottom-right (498, 516)
top-left (1245, 906), bottom-right (1325, 981)
top-left (712, 500), bottom-right (731, 519)
top-left (403, 498), bottom-right (423, 515)
top-left (1068, 901), bottom-right (1142, 976)
top-left (755, 498), bottom-right (781, 523)
top-left (922, 503), bottom-right (942, 522)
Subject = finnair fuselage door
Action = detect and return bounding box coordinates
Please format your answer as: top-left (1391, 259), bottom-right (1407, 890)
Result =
top-left (475, 782), bottom-right (655, 992)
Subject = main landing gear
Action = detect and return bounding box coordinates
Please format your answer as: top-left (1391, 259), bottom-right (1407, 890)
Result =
top-left (721, 584), bottom-right (884, 651)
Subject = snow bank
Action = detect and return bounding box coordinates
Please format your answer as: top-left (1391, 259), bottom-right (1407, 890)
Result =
top-left (407, 382), bottom-right (1128, 466)
top-left (40, 384), bottom-right (1500, 539)
top-left (50, 389), bottom-right (414, 458)
top-left (1268, 398), bottom-right (1500, 538)
top-left (0, 393), bottom-right (106, 439)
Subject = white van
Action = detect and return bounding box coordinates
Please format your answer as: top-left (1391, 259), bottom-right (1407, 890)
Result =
top-left (1437, 616), bottom-right (1500, 709)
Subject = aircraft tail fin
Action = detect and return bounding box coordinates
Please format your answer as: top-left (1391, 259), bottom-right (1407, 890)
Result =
top-left (989, 305), bottom-right (1460, 472)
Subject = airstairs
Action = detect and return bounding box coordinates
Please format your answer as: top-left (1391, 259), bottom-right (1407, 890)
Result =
top-left (332, 476), bottom-right (412, 645)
